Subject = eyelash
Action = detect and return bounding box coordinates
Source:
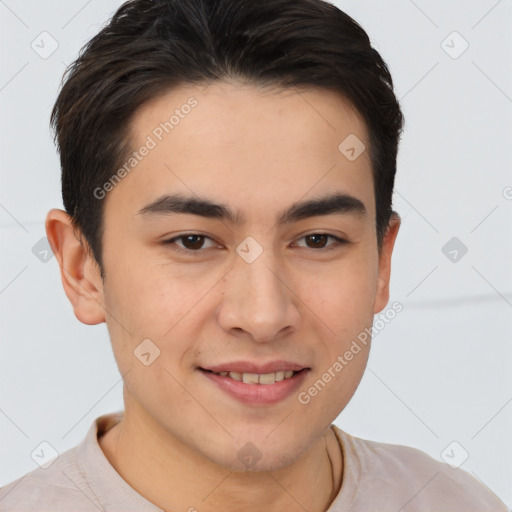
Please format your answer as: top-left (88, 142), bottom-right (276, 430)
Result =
top-left (161, 233), bottom-right (348, 255)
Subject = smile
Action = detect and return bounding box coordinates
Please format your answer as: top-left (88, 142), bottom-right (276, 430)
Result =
top-left (206, 369), bottom-right (298, 384)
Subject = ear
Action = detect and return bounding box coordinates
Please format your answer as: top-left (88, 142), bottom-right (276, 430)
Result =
top-left (45, 208), bottom-right (106, 325)
top-left (373, 213), bottom-right (401, 314)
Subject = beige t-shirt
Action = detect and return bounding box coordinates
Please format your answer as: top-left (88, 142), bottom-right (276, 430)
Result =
top-left (0, 411), bottom-right (508, 511)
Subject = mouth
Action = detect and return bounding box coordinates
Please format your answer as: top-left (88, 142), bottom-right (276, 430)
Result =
top-left (199, 367), bottom-right (308, 385)
top-left (198, 366), bottom-right (310, 405)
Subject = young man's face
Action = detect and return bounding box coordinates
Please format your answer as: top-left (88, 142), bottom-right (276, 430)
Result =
top-left (61, 81), bottom-right (399, 471)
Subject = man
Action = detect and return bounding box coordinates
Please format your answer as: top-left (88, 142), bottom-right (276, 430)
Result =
top-left (0, 0), bottom-right (508, 510)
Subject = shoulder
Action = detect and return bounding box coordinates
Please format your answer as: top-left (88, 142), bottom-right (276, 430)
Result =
top-left (0, 412), bottom-right (128, 511)
top-left (0, 445), bottom-right (100, 511)
top-left (331, 426), bottom-right (509, 511)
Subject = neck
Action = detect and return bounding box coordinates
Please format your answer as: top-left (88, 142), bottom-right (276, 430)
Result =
top-left (99, 405), bottom-right (343, 512)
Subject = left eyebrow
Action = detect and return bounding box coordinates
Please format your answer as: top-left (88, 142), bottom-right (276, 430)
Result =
top-left (136, 192), bottom-right (367, 225)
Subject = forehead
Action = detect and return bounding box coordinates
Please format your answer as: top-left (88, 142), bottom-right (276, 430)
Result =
top-left (106, 80), bottom-right (374, 224)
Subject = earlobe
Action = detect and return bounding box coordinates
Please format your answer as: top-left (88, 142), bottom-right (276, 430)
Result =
top-left (373, 213), bottom-right (401, 315)
top-left (45, 208), bottom-right (106, 325)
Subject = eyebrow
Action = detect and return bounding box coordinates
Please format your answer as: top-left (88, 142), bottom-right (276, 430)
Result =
top-left (137, 192), bottom-right (367, 225)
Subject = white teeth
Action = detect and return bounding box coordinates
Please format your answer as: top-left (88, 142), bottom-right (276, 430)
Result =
top-left (258, 372), bottom-right (276, 385)
top-left (213, 369), bottom-right (299, 384)
top-left (242, 373), bottom-right (260, 384)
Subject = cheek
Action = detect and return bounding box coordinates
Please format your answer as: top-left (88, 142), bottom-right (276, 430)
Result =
top-left (102, 258), bottom-right (210, 371)
top-left (301, 258), bottom-right (376, 330)
top-left (103, 255), bottom-right (187, 332)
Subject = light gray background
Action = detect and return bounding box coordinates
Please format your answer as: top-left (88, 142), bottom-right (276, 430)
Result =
top-left (1, 0), bottom-right (511, 506)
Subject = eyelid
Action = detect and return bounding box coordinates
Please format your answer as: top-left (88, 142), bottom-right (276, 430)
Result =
top-left (293, 233), bottom-right (347, 250)
top-left (161, 232), bottom-right (348, 254)
top-left (162, 233), bottom-right (220, 252)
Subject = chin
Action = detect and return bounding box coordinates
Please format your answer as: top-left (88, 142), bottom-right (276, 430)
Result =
top-left (204, 433), bottom-right (310, 474)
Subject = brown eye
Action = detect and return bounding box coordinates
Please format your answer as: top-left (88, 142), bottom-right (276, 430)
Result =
top-left (179, 235), bottom-right (206, 250)
top-left (305, 234), bottom-right (329, 249)
top-left (296, 233), bottom-right (347, 251)
top-left (162, 234), bottom-right (218, 253)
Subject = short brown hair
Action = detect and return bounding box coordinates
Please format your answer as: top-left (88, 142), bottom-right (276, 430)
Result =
top-left (50, 0), bottom-right (404, 274)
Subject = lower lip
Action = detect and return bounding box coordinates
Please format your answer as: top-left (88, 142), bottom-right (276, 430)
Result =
top-left (199, 368), bottom-right (309, 405)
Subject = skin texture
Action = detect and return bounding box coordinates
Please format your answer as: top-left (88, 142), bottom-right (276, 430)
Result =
top-left (46, 81), bottom-right (400, 512)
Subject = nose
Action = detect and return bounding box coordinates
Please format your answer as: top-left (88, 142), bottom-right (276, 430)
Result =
top-left (216, 247), bottom-right (301, 343)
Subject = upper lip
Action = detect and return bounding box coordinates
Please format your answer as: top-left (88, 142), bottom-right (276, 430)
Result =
top-left (201, 360), bottom-right (309, 374)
